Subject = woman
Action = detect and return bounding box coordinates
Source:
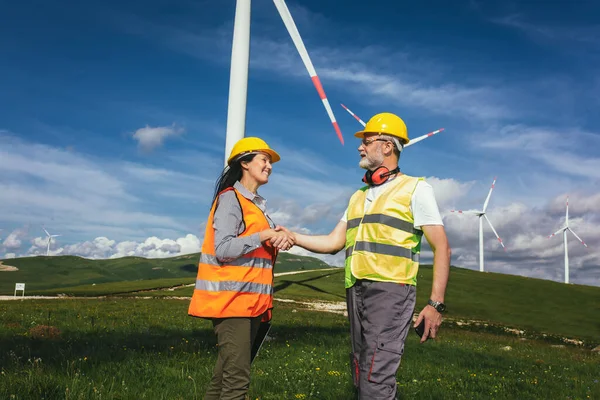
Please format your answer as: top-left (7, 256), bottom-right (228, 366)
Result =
top-left (188, 137), bottom-right (294, 400)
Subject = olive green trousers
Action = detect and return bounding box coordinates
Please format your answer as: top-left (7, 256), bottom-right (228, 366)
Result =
top-left (203, 316), bottom-right (262, 400)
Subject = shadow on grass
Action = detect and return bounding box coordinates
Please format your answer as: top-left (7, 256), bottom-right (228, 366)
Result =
top-left (0, 322), bottom-right (351, 370)
top-left (178, 263), bottom-right (198, 273)
top-left (274, 270), bottom-right (345, 300)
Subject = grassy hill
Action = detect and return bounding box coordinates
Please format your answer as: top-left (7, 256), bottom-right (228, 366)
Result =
top-left (269, 266), bottom-right (600, 344)
top-left (0, 252), bottom-right (332, 295)
top-left (130, 266), bottom-right (599, 344)
top-left (2, 253), bottom-right (599, 344)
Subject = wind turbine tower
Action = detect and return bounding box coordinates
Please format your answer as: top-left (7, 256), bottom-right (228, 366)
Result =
top-left (547, 196), bottom-right (588, 284)
top-left (451, 177), bottom-right (506, 272)
top-left (223, 0), bottom-right (343, 165)
top-left (43, 227), bottom-right (61, 256)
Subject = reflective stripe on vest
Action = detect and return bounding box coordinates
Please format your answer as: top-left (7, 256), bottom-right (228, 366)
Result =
top-left (344, 175), bottom-right (423, 288)
top-left (199, 253), bottom-right (273, 269)
top-left (188, 187), bottom-right (276, 320)
top-left (345, 241), bottom-right (420, 262)
top-left (195, 280), bottom-right (273, 295)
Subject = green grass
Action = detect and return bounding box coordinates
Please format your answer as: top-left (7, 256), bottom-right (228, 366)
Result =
top-left (274, 267), bottom-right (600, 345)
top-left (9, 261), bottom-right (599, 346)
top-left (0, 299), bottom-right (598, 400)
top-left (1, 255), bottom-right (599, 398)
top-left (0, 252), bottom-right (333, 295)
top-left (155, 267), bottom-right (600, 345)
top-left (34, 278), bottom-right (195, 297)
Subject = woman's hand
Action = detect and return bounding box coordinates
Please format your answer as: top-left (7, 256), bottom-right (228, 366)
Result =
top-left (271, 230), bottom-right (295, 250)
top-left (259, 227), bottom-right (296, 250)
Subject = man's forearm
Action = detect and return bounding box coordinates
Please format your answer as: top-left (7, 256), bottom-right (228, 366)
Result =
top-left (430, 244), bottom-right (451, 303)
top-left (295, 233), bottom-right (344, 255)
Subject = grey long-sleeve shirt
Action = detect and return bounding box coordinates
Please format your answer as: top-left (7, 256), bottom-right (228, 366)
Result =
top-left (213, 181), bottom-right (275, 263)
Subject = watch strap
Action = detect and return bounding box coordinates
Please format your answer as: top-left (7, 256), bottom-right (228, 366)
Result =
top-left (428, 299), bottom-right (446, 313)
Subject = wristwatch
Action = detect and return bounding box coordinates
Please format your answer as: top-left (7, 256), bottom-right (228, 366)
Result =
top-left (428, 299), bottom-right (446, 313)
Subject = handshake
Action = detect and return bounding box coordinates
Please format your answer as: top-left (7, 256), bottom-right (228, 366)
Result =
top-left (260, 225), bottom-right (296, 251)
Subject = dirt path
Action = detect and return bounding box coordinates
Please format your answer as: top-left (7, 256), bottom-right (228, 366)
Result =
top-left (0, 261), bottom-right (18, 272)
top-left (0, 267), bottom-right (342, 301)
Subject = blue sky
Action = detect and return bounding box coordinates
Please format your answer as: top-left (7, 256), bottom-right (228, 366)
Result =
top-left (1, 0), bottom-right (599, 286)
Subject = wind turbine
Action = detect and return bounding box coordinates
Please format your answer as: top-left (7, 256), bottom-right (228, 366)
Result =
top-left (42, 227), bottom-right (61, 256)
top-left (340, 103), bottom-right (445, 148)
top-left (547, 196), bottom-right (588, 284)
top-left (223, 0), bottom-right (343, 165)
top-left (451, 177), bottom-right (506, 272)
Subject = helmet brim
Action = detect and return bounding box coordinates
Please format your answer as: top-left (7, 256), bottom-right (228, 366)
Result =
top-left (354, 130), bottom-right (410, 144)
top-left (228, 149), bottom-right (281, 166)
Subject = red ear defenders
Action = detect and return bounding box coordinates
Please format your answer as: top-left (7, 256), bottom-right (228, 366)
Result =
top-left (362, 166), bottom-right (400, 186)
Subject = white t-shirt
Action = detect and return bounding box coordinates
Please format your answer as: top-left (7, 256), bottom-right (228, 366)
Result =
top-left (341, 179), bottom-right (443, 230)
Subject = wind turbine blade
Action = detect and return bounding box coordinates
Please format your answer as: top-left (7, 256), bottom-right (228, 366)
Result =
top-left (51, 235), bottom-right (61, 238)
top-left (43, 227), bottom-right (50, 237)
top-left (565, 196), bottom-right (569, 226)
top-left (568, 228), bottom-right (588, 248)
top-left (548, 228), bottom-right (566, 238)
top-left (482, 177), bottom-right (497, 212)
top-left (450, 210), bottom-right (480, 215)
top-left (340, 104), bottom-right (366, 127)
top-left (483, 214), bottom-right (506, 250)
top-left (404, 128), bottom-right (445, 148)
top-left (273, 0), bottom-right (344, 145)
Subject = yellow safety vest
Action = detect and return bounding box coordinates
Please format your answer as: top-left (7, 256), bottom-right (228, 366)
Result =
top-left (344, 174), bottom-right (423, 288)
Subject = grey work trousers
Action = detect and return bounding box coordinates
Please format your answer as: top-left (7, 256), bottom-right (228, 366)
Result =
top-left (347, 280), bottom-right (416, 400)
top-left (204, 315), bottom-right (263, 400)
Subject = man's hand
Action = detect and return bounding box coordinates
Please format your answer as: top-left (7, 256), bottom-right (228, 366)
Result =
top-left (269, 226), bottom-right (296, 250)
top-left (284, 220), bottom-right (347, 255)
top-left (413, 305), bottom-right (443, 343)
top-left (274, 225), bottom-right (294, 237)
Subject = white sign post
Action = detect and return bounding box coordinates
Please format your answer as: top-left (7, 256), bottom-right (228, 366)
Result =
top-left (14, 283), bottom-right (25, 297)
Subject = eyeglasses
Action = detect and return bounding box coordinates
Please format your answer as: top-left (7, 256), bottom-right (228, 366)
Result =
top-left (361, 138), bottom-right (391, 147)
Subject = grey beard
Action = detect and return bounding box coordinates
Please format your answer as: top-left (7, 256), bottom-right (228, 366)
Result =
top-left (359, 155), bottom-right (382, 170)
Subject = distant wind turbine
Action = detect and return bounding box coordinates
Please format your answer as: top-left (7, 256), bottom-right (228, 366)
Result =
top-left (451, 177), bottom-right (506, 272)
top-left (43, 227), bottom-right (61, 256)
top-left (547, 196), bottom-right (588, 284)
top-left (340, 103), bottom-right (445, 147)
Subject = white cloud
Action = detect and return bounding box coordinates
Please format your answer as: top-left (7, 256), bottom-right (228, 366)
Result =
top-left (443, 192), bottom-right (600, 286)
top-left (120, 14), bottom-right (513, 123)
top-left (0, 134), bottom-right (193, 242)
top-left (2, 228), bottom-right (28, 250)
top-left (492, 14), bottom-right (600, 46)
top-left (2, 127), bottom-right (599, 285)
top-left (106, 235), bottom-right (200, 259)
top-left (476, 125), bottom-right (600, 180)
top-left (132, 124), bottom-right (184, 151)
top-left (5, 233), bottom-right (199, 260)
top-left (62, 237), bottom-right (116, 259)
top-left (3, 189), bottom-right (599, 287)
top-left (176, 234), bottom-right (202, 255)
top-left (254, 37), bottom-right (511, 121)
top-left (3, 253), bottom-right (16, 259)
top-left (426, 177), bottom-right (475, 210)
top-left (27, 236), bottom-right (62, 256)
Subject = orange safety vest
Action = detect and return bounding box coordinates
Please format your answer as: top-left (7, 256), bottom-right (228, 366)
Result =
top-left (188, 187), bottom-right (277, 321)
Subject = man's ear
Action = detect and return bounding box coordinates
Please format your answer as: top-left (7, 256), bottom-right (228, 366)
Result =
top-left (384, 141), bottom-right (395, 157)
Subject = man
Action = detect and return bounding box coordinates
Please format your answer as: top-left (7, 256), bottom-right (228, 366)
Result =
top-left (282, 113), bottom-right (451, 399)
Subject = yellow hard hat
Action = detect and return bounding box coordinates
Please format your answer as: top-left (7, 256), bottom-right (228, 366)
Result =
top-left (227, 137), bottom-right (281, 166)
top-left (354, 112), bottom-right (409, 144)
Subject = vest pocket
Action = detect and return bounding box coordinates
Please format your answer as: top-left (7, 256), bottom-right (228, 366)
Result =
top-left (367, 334), bottom-right (404, 385)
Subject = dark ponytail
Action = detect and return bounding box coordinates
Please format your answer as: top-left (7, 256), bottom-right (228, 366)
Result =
top-left (211, 153), bottom-right (257, 205)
